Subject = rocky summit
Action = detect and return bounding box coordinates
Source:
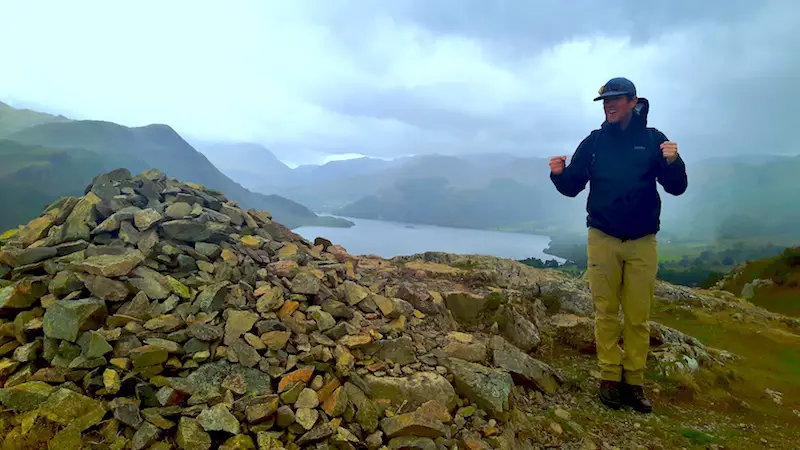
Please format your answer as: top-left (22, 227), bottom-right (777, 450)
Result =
top-left (0, 168), bottom-right (798, 450)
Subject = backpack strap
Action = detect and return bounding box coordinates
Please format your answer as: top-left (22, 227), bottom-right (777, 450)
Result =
top-left (587, 130), bottom-right (601, 179)
top-left (648, 128), bottom-right (658, 151)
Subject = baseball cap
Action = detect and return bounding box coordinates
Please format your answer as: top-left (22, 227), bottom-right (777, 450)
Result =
top-left (593, 77), bottom-right (636, 101)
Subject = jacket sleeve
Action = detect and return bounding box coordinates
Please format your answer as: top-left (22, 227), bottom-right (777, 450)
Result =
top-left (652, 130), bottom-right (688, 196)
top-left (550, 133), bottom-right (594, 197)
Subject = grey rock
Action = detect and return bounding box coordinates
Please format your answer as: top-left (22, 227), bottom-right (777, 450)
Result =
top-left (131, 421), bottom-right (161, 450)
top-left (491, 336), bottom-right (561, 394)
top-left (70, 249), bottom-right (145, 277)
top-left (224, 309), bottom-right (259, 345)
top-left (196, 403), bottom-right (240, 434)
top-left (445, 357), bottom-right (513, 420)
top-left (0, 278), bottom-right (49, 310)
top-left (188, 323), bottom-right (224, 342)
top-left (176, 417), bottom-right (212, 450)
top-left (43, 298), bottom-right (108, 342)
top-left (0, 246), bottom-right (58, 268)
top-left (195, 242), bottom-right (222, 259)
top-left (292, 272), bottom-right (322, 295)
top-left (82, 274), bottom-right (129, 301)
top-left (165, 202), bottom-right (193, 219)
top-left (168, 360), bottom-right (272, 398)
top-left (134, 208), bottom-right (164, 231)
top-left (365, 371), bottom-right (457, 411)
top-left (128, 266), bottom-right (172, 299)
top-left (502, 307), bottom-right (540, 352)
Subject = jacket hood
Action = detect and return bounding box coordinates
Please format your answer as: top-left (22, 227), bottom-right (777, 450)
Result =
top-left (601, 97), bottom-right (649, 131)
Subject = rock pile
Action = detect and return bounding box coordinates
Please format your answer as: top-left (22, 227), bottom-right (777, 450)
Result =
top-left (0, 169), bottom-right (563, 450)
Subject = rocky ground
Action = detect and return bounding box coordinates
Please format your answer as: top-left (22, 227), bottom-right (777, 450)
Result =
top-left (0, 169), bottom-right (798, 449)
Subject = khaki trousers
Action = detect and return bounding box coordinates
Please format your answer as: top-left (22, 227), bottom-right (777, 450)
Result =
top-left (587, 227), bottom-right (658, 385)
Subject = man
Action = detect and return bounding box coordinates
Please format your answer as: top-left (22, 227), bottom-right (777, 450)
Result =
top-left (549, 77), bottom-right (688, 413)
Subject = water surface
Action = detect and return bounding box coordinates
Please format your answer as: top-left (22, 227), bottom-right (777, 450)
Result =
top-left (294, 216), bottom-right (564, 262)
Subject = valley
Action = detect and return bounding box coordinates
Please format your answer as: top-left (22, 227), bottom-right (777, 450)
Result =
top-left (3, 96), bottom-right (797, 319)
top-left (202, 140), bottom-right (800, 301)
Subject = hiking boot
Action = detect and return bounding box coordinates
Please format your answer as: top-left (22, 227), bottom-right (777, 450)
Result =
top-left (599, 380), bottom-right (622, 409)
top-left (622, 383), bottom-right (653, 413)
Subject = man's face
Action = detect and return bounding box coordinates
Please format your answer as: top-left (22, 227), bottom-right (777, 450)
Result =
top-left (603, 95), bottom-right (637, 123)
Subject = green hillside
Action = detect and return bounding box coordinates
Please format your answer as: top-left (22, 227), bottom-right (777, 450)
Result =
top-left (259, 154), bottom-right (553, 214)
top-left (0, 100), bottom-right (70, 137)
top-left (336, 176), bottom-right (570, 234)
top-left (716, 246), bottom-right (800, 317)
top-left (0, 104), bottom-right (352, 230)
top-left (0, 139), bottom-right (111, 230)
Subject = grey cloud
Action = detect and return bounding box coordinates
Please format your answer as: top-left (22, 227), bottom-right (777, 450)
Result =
top-left (315, 85), bottom-right (586, 157)
top-left (320, 0), bottom-right (760, 48)
top-left (0, 0), bottom-right (798, 165)
top-left (309, 0), bottom-right (800, 161)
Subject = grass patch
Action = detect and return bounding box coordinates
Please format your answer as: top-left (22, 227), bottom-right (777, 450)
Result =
top-left (657, 241), bottom-right (713, 262)
top-left (718, 246), bottom-right (800, 317)
top-left (679, 428), bottom-right (716, 446)
top-left (451, 260), bottom-right (481, 270)
top-left (651, 300), bottom-right (800, 426)
top-left (747, 286), bottom-right (800, 318)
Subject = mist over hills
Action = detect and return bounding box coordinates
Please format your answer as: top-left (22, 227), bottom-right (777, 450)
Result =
top-left (3, 97), bottom-right (800, 294)
top-left (206, 141), bottom-right (800, 245)
top-left (0, 101), bottom-right (352, 232)
top-left (7, 94), bottom-right (793, 256)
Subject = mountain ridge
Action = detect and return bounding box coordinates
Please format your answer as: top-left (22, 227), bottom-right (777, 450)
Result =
top-left (0, 103), bottom-right (353, 231)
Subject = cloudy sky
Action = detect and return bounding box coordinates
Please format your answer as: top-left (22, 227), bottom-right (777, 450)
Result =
top-left (1, 0), bottom-right (798, 166)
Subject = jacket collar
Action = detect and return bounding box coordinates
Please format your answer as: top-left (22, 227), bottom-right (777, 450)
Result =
top-left (600, 97), bottom-right (649, 133)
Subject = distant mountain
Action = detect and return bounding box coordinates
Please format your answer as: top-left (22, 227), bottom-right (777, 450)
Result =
top-left (131, 129), bottom-right (800, 246)
top-left (241, 152), bottom-right (552, 214)
top-left (201, 145), bottom-right (533, 213)
top-left (336, 176), bottom-right (572, 234)
top-left (298, 149), bottom-right (800, 244)
top-left (287, 157), bottom-right (402, 186)
top-left (694, 154), bottom-right (797, 166)
top-left (0, 103), bottom-right (352, 231)
top-left (194, 142), bottom-right (293, 191)
top-left (0, 100), bottom-right (71, 137)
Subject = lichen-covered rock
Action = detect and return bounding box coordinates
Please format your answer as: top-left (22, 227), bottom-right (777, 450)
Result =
top-left (70, 249), bottom-right (146, 277)
top-left (445, 358), bottom-right (513, 420)
top-left (0, 277), bottom-right (48, 309)
top-left (43, 298), bottom-right (108, 342)
top-left (365, 372), bottom-right (458, 411)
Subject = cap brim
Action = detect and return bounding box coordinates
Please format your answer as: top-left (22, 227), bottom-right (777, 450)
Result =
top-left (593, 90), bottom-right (631, 101)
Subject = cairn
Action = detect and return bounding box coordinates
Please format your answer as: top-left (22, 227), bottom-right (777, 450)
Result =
top-left (0, 168), bottom-right (562, 449)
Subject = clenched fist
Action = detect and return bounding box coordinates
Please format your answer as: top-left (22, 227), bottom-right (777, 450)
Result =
top-left (549, 156), bottom-right (567, 175)
top-left (661, 141), bottom-right (679, 164)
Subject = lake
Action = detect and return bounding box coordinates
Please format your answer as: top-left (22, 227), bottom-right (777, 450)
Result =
top-left (294, 216), bottom-right (565, 262)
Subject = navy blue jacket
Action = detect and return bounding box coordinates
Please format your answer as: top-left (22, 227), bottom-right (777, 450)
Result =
top-left (550, 98), bottom-right (688, 241)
